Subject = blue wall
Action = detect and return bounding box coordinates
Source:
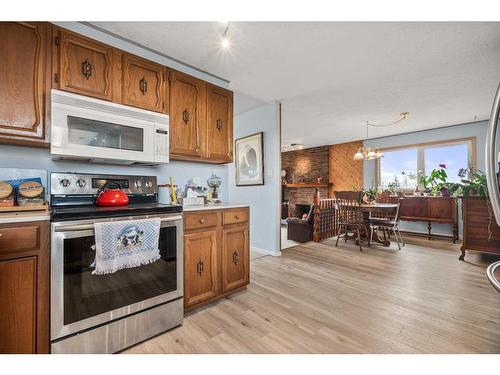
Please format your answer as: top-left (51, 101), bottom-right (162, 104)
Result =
top-left (0, 145), bottom-right (229, 201)
top-left (363, 120), bottom-right (488, 237)
top-left (228, 102), bottom-right (282, 255)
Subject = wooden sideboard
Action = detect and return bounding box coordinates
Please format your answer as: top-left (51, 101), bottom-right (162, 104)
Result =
top-left (460, 196), bottom-right (500, 260)
top-left (399, 196), bottom-right (458, 242)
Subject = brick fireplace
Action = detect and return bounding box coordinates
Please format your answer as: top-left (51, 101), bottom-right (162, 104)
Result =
top-left (281, 145), bottom-right (330, 217)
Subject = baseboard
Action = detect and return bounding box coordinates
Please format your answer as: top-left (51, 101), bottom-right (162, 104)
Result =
top-left (251, 246), bottom-right (281, 257)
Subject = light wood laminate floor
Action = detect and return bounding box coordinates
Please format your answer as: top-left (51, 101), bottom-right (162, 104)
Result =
top-left (126, 236), bottom-right (500, 353)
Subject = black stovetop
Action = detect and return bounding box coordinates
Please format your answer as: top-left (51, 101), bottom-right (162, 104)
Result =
top-left (51, 203), bottom-right (183, 222)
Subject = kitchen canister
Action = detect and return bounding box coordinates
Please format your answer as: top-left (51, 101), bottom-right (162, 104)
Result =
top-left (158, 185), bottom-right (172, 205)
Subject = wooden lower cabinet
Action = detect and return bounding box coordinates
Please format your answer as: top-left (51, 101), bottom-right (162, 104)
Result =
top-left (0, 220), bottom-right (50, 354)
top-left (183, 208), bottom-right (250, 310)
top-left (184, 229), bottom-right (219, 307)
top-left (222, 225), bottom-right (249, 292)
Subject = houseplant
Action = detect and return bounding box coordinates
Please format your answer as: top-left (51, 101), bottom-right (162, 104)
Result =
top-left (420, 164), bottom-right (448, 196)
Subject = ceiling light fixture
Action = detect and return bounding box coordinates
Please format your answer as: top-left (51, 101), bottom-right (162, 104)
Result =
top-left (353, 112), bottom-right (410, 161)
top-left (220, 22), bottom-right (230, 49)
top-left (282, 143), bottom-right (305, 152)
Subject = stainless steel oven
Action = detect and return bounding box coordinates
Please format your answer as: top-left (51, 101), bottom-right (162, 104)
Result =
top-left (49, 173), bottom-right (184, 353)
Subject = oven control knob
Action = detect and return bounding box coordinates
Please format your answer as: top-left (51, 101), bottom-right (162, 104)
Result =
top-left (76, 179), bottom-right (86, 188)
top-left (60, 178), bottom-right (71, 188)
top-left (134, 180), bottom-right (142, 188)
top-left (145, 180), bottom-right (152, 188)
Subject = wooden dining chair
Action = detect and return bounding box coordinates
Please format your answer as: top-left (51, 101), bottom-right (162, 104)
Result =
top-left (370, 197), bottom-right (405, 250)
top-left (334, 191), bottom-right (370, 251)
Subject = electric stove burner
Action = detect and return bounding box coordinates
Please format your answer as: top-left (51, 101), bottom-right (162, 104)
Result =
top-left (50, 172), bottom-right (183, 222)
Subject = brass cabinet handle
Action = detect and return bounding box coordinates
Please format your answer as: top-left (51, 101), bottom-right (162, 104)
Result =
top-left (81, 59), bottom-right (92, 79)
top-left (199, 218), bottom-right (206, 224)
top-left (216, 119), bottom-right (223, 131)
top-left (183, 109), bottom-right (190, 124)
top-left (139, 77), bottom-right (148, 94)
top-left (233, 251), bottom-right (239, 264)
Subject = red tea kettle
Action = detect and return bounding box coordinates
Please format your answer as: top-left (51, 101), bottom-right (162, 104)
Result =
top-left (96, 182), bottom-right (129, 207)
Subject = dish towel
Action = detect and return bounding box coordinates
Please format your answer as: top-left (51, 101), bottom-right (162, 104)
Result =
top-left (91, 218), bottom-right (161, 275)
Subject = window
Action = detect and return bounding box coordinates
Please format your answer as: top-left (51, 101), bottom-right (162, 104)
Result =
top-left (376, 138), bottom-right (475, 191)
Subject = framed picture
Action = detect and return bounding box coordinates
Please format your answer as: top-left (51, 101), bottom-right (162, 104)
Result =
top-left (235, 132), bottom-right (264, 186)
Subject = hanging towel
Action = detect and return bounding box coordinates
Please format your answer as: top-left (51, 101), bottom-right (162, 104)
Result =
top-left (92, 218), bottom-right (161, 275)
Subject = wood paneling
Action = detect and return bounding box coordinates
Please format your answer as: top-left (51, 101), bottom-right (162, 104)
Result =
top-left (0, 221), bottom-right (49, 354)
top-left (221, 225), bottom-right (249, 292)
top-left (127, 236), bottom-right (500, 354)
top-left (329, 141), bottom-right (364, 194)
top-left (0, 22), bottom-right (50, 146)
top-left (58, 29), bottom-right (114, 101)
top-left (122, 54), bottom-right (165, 112)
top-left (206, 84), bottom-right (233, 162)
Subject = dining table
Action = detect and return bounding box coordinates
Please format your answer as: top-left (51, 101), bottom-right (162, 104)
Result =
top-left (337, 202), bottom-right (399, 247)
top-left (360, 203), bottom-right (399, 246)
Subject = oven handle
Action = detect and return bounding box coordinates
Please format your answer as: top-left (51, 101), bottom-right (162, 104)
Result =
top-left (54, 215), bottom-right (183, 232)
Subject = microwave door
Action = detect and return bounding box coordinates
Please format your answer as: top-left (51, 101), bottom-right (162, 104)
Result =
top-left (485, 81), bottom-right (500, 226)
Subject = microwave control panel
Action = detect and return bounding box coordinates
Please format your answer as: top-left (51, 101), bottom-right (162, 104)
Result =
top-left (154, 123), bottom-right (169, 163)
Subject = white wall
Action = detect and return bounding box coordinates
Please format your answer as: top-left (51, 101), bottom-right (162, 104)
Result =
top-left (228, 102), bottom-right (282, 256)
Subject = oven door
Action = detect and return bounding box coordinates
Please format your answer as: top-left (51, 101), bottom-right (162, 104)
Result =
top-left (51, 214), bottom-right (183, 341)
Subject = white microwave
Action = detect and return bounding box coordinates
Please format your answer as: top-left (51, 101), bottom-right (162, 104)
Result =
top-left (51, 90), bottom-right (169, 165)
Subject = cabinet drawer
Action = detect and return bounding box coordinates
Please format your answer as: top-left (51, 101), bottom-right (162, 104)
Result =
top-left (222, 208), bottom-right (249, 226)
top-left (184, 211), bottom-right (219, 231)
top-left (0, 225), bottom-right (40, 256)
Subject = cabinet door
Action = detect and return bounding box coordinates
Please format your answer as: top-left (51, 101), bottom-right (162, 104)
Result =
top-left (169, 71), bottom-right (206, 158)
top-left (184, 230), bottom-right (219, 308)
top-left (428, 197), bottom-right (455, 221)
top-left (0, 257), bottom-right (37, 354)
top-left (58, 30), bottom-right (114, 101)
top-left (222, 225), bottom-right (249, 292)
top-left (206, 84), bottom-right (233, 162)
top-left (0, 22), bottom-right (50, 145)
top-left (122, 54), bottom-right (165, 112)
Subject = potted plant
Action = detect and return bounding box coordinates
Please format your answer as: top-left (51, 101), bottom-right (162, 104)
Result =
top-left (364, 187), bottom-right (379, 204)
top-left (420, 164), bottom-right (448, 196)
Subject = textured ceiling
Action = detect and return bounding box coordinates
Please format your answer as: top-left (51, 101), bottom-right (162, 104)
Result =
top-left (91, 22), bottom-right (500, 147)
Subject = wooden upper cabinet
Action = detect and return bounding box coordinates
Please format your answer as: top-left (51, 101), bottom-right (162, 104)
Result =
top-left (184, 229), bottom-right (219, 308)
top-left (122, 54), bottom-right (166, 113)
top-left (57, 30), bottom-right (114, 101)
top-left (169, 70), bottom-right (206, 158)
top-left (0, 22), bottom-right (50, 146)
top-left (206, 84), bottom-right (233, 162)
top-left (221, 225), bottom-right (249, 293)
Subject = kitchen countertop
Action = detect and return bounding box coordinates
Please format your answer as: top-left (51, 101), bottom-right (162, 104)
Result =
top-left (182, 202), bottom-right (250, 212)
top-left (0, 210), bottom-right (50, 224)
